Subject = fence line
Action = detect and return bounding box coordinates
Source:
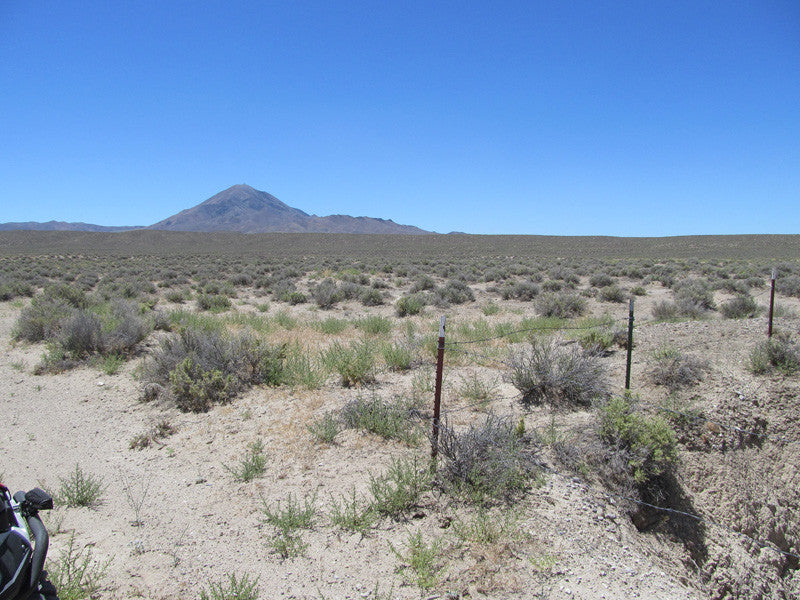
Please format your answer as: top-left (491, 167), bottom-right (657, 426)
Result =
top-left (442, 342), bottom-right (799, 446)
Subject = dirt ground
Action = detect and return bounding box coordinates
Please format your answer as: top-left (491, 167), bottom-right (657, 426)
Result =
top-left (1, 282), bottom-right (798, 600)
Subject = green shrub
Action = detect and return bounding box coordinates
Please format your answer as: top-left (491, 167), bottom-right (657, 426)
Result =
top-left (599, 396), bottom-right (677, 485)
top-left (389, 530), bottom-right (444, 590)
top-left (432, 280), bottom-right (475, 306)
top-left (382, 342), bottom-right (414, 371)
top-left (509, 338), bottom-right (609, 408)
top-left (630, 286), bottom-right (647, 296)
top-left (282, 345), bottom-right (327, 389)
top-left (311, 278), bottom-right (341, 309)
top-left (57, 310), bottom-right (103, 357)
top-left (749, 334), bottom-right (800, 375)
top-left (199, 573), bottom-right (260, 600)
top-left (534, 293), bottom-right (586, 318)
top-left (598, 285), bottom-right (626, 303)
top-left (165, 289), bottom-right (188, 303)
top-left (651, 301), bottom-right (680, 321)
top-left (0, 279), bottom-right (34, 301)
top-left (776, 274), bottom-right (800, 298)
top-left (499, 281), bottom-right (540, 301)
top-left (720, 295), bottom-right (758, 319)
top-left (589, 273), bottom-right (615, 288)
top-left (340, 393), bottom-right (421, 444)
top-left (13, 295), bottom-right (73, 342)
top-left (410, 274), bottom-right (436, 293)
top-left (577, 328), bottom-right (616, 354)
top-left (673, 278), bottom-right (715, 313)
top-left (100, 299), bottom-right (151, 355)
top-left (261, 493), bottom-right (317, 558)
top-left (647, 346), bottom-right (706, 390)
top-left (58, 464), bottom-right (106, 508)
top-left (456, 371), bottom-right (498, 407)
top-left (323, 340), bottom-right (377, 387)
top-left (43, 283), bottom-right (89, 309)
top-left (169, 357), bottom-right (237, 412)
top-left (47, 533), bottom-right (110, 600)
top-left (284, 291), bottom-right (307, 305)
top-left (313, 317), bottom-right (349, 334)
top-left (328, 488), bottom-right (376, 534)
top-left (355, 315), bottom-right (392, 336)
top-left (197, 294), bottom-right (231, 312)
top-left (396, 294), bottom-right (425, 317)
top-left (224, 440), bottom-right (267, 482)
top-left (360, 288), bottom-right (384, 306)
top-left (368, 456), bottom-right (430, 518)
top-left (142, 327), bottom-right (285, 408)
top-left (307, 412), bottom-right (340, 444)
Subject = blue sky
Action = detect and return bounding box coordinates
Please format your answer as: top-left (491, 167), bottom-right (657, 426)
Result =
top-left (1, 1), bottom-right (798, 235)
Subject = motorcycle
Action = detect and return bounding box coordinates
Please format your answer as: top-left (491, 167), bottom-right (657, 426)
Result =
top-left (0, 484), bottom-right (57, 600)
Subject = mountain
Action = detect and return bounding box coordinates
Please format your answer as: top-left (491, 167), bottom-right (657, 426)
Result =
top-left (148, 184), bottom-right (430, 234)
top-left (0, 185), bottom-right (431, 234)
top-left (0, 221), bottom-right (142, 232)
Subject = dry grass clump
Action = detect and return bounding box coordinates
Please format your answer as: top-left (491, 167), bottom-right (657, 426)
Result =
top-left (437, 414), bottom-right (540, 504)
top-left (647, 346), bottom-right (707, 390)
top-left (509, 337), bottom-right (609, 408)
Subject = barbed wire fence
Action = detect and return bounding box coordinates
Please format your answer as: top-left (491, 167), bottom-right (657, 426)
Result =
top-left (424, 284), bottom-right (799, 570)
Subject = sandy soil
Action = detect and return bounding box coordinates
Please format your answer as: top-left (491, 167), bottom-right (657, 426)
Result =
top-left (1, 284), bottom-right (798, 600)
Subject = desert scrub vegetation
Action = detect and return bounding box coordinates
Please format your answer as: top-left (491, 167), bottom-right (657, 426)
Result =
top-left (47, 533), bottom-right (111, 600)
top-left (261, 493), bottom-right (317, 558)
top-left (58, 464), bottom-right (106, 508)
top-left (199, 573), bottom-right (260, 600)
top-left (129, 418), bottom-right (176, 450)
top-left (322, 339), bottom-right (377, 386)
top-left (368, 456), bottom-right (431, 519)
top-left (598, 396), bottom-right (678, 486)
top-left (390, 530), bottom-right (446, 590)
top-left (509, 337), bottom-right (609, 408)
top-left (224, 440), bottom-right (267, 482)
top-left (437, 414), bottom-right (539, 504)
top-left (534, 292), bottom-right (586, 318)
top-left (306, 411), bottom-right (341, 444)
top-left (141, 327), bottom-right (286, 411)
top-left (647, 345), bottom-right (707, 390)
top-left (749, 333), bottom-right (800, 375)
top-left (671, 277), bottom-right (716, 315)
top-left (14, 286), bottom-right (151, 372)
top-left (396, 294), bottom-right (425, 317)
top-left (720, 294), bottom-right (758, 319)
top-left (340, 393), bottom-right (422, 445)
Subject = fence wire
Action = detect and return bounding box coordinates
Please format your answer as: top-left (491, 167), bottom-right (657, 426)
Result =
top-left (537, 463), bottom-right (800, 561)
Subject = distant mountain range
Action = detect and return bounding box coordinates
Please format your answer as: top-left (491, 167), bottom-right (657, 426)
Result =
top-left (0, 185), bottom-right (430, 234)
top-left (0, 221), bottom-right (141, 232)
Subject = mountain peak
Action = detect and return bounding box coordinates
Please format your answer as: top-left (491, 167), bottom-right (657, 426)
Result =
top-left (148, 185), bottom-right (430, 234)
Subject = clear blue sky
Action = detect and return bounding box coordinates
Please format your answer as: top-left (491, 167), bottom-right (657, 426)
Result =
top-left (1, 1), bottom-right (798, 235)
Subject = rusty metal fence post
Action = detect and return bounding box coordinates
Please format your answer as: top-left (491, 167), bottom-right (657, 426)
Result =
top-left (431, 316), bottom-right (446, 460)
top-left (768, 268), bottom-right (776, 338)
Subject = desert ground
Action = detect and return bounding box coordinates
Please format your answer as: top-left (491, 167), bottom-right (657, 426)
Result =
top-left (1, 233), bottom-right (799, 600)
